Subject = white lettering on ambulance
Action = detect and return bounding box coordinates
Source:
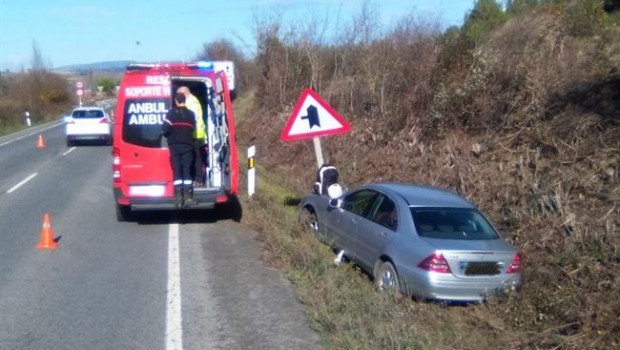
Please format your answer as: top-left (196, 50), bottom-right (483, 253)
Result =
top-left (128, 114), bottom-right (165, 125)
top-left (127, 102), bottom-right (167, 114)
top-left (127, 102), bottom-right (168, 125)
top-left (125, 86), bottom-right (171, 98)
top-left (145, 75), bottom-right (170, 85)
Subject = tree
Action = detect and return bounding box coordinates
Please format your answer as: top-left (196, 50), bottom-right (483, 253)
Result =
top-left (30, 40), bottom-right (48, 73)
top-left (506, 0), bottom-right (539, 14)
top-left (196, 39), bottom-right (244, 62)
top-left (462, 0), bottom-right (508, 46)
top-left (97, 77), bottom-right (119, 96)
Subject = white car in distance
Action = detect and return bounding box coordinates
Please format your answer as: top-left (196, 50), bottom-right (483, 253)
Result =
top-left (65, 106), bottom-right (112, 146)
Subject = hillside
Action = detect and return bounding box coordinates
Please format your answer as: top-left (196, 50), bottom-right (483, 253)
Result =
top-left (55, 60), bottom-right (135, 73)
top-left (234, 3), bottom-right (619, 349)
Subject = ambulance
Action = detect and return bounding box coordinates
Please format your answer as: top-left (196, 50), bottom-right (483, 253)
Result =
top-left (112, 61), bottom-right (239, 221)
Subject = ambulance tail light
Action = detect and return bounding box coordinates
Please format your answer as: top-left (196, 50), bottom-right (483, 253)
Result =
top-left (112, 147), bottom-right (121, 183)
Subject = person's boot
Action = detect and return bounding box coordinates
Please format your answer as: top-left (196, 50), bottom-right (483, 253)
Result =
top-left (183, 186), bottom-right (195, 206)
top-left (174, 186), bottom-right (183, 208)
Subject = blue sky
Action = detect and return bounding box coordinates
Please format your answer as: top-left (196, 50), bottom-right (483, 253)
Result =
top-left (0, 0), bottom-right (475, 71)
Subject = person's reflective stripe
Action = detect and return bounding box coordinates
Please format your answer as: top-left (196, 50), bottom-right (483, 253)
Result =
top-left (182, 180), bottom-right (193, 185)
top-left (171, 122), bottom-right (194, 128)
top-left (173, 180), bottom-right (183, 185)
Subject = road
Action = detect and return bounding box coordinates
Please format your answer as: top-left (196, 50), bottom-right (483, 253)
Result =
top-left (0, 121), bottom-right (322, 350)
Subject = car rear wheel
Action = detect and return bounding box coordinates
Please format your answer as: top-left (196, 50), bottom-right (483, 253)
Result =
top-left (299, 207), bottom-right (319, 236)
top-left (375, 261), bottom-right (402, 298)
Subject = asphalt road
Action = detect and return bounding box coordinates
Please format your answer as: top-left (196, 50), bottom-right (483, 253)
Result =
top-left (0, 121), bottom-right (322, 350)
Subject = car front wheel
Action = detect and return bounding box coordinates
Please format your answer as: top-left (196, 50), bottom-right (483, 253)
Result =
top-left (375, 261), bottom-right (402, 298)
top-left (299, 207), bottom-right (319, 236)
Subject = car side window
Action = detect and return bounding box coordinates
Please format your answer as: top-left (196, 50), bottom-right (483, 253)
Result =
top-left (369, 195), bottom-right (398, 231)
top-left (342, 189), bottom-right (377, 217)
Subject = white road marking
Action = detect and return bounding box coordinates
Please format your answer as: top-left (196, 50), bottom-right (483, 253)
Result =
top-left (62, 147), bottom-right (76, 156)
top-left (6, 173), bottom-right (38, 194)
top-left (166, 223), bottom-right (183, 350)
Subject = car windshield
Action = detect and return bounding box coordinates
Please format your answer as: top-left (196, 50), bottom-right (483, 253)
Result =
top-left (410, 207), bottom-right (500, 240)
top-left (72, 109), bottom-right (104, 118)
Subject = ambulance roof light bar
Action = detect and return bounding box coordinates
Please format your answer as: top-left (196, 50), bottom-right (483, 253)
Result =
top-left (126, 61), bottom-right (216, 72)
top-left (188, 61), bottom-right (214, 70)
top-left (126, 63), bottom-right (156, 71)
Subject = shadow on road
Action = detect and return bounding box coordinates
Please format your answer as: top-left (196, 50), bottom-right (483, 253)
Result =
top-left (130, 196), bottom-right (243, 225)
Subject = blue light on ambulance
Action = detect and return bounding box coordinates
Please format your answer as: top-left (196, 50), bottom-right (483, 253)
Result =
top-left (196, 61), bottom-right (214, 70)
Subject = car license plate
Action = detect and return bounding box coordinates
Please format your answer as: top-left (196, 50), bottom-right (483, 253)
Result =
top-left (464, 262), bottom-right (500, 276)
top-left (129, 185), bottom-right (165, 196)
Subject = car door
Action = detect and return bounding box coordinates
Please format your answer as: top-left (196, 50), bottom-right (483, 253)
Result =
top-left (324, 189), bottom-right (377, 258)
top-left (353, 193), bottom-right (399, 271)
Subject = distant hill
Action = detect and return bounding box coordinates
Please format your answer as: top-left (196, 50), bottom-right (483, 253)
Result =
top-left (55, 60), bottom-right (136, 73)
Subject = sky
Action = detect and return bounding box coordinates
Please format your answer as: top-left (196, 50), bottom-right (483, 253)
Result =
top-left (0, 0), bottom-right (476, 71)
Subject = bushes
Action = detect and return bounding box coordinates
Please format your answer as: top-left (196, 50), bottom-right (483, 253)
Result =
top-left (0, 70), bottom-right (72, 132)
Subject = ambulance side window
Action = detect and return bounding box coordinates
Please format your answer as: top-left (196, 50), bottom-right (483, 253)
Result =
top-left (122, 98), bottom-right (169, 148)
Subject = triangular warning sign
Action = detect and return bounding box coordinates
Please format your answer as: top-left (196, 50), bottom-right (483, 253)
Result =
top-left (281, 88), bottom-right (351, 142)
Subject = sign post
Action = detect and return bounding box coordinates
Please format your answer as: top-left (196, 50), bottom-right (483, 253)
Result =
top-left (76, 81), bottom-right (84, 106)
top-left (312, 137), bottom-right (324, 169)
top-left (281, 88), bottom-right (350, 168)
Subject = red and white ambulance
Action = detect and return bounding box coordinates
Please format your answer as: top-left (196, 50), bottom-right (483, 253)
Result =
top-left (112, 61), bottom-right (239, 221)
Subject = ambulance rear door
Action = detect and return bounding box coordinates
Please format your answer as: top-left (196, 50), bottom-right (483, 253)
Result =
top-left (117, 77), bottom-right (173, 198)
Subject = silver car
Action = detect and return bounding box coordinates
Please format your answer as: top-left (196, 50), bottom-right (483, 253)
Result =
top-left (298, 183), bottom-right (522, 302)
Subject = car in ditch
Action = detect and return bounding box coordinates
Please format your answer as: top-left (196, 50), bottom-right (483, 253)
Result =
top-left (298, 182), bottom-right (522, 302)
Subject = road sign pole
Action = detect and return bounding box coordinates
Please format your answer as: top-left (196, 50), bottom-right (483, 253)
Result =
top-left (313, 137), bottom-right (324, 168)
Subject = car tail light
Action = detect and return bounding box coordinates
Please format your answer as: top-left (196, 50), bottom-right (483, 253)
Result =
top-left (505, 253), bottom-right (521, 274)
top-left (418, 253), bottom-right (451, 273)
top-left (99, 117), bottom-right (109, 124)
top-left (215, 195), bottom-right (228, 203)
top-left (112, 147), bottom-right (121, 183)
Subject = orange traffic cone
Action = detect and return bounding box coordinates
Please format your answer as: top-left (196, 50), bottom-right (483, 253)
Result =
top-left (37, 134), bottom-right (45, 148)
top-left (36, 213), bottom-right (58, 250)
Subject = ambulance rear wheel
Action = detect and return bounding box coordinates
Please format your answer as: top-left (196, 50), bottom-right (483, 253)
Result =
top-left (116, 203), bottom-right (132, 222)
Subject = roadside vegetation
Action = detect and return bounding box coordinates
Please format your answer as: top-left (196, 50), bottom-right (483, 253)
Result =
top-left (226, 1), bottom-right (619, 349)
top-left (0, 42), bottom-right (73, 135)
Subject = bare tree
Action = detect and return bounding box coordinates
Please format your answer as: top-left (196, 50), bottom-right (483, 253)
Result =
top-left (30, 40), bottom-right (48, 72)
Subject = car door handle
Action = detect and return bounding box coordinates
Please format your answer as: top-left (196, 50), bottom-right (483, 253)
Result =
top-left (377, 231), bottom-right (387, 238)
top-left (351, 218), bottom-right (359, 224)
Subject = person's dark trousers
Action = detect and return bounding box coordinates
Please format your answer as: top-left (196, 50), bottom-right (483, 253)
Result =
top-left (170, 144), bottom-right (194, 182)
top-left (170, 144), bottom-right (194, 207)
top-left (193, 139), bottom-right (206, 185)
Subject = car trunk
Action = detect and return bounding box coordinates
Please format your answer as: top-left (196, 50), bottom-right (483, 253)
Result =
top-left (421, 237), bottom-right (517, 279)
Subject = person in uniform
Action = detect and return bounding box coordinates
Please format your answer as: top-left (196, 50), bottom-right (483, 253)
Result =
top-left (176, 86), bottom-right (206, 186)
top-left (162, 92), bottom-right (196, 206)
